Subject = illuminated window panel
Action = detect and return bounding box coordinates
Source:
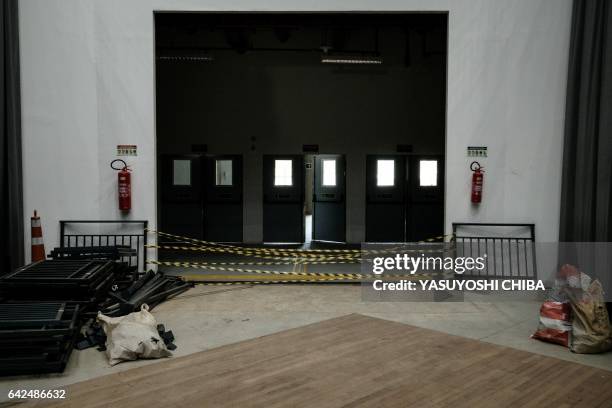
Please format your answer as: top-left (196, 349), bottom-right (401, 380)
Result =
top-left (274, 159), bottom-right (293, 186)
top-left (419, 160), bottom-right (438, 186)
top-left (322, 159), bottom-right (337, 186)
top-left (173, 160), bottom-right (191, 186)
top-left (215, 160), bottom-right (233, 186)
top-left (377, 159), bottom-right (395, 186)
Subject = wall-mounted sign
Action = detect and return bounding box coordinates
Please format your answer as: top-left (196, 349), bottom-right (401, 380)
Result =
top-left (467, 146), bottom-right (487, 157)
top-left (191, 144), bottom-right (207, 153)
top-left (396, 144), bottom-right (413, 153)
top-left (117, 145), bottom-right (137, 156)
top-left (302, 144), bottom-right (319, 153)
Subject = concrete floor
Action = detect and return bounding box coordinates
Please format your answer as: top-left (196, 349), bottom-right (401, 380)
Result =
top-left (1, 284), bottom-right (611, 402)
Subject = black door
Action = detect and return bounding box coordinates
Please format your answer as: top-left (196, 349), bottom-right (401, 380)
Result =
top-left (407, 155), bottom-right (444, 241)
top-left (203, 155), bottom-right (243, 242)
top-left (313, 155), bottom-right (346, 242)
top-left (263, 155), bottom-right (304, 243)
top-left (159, 154), bottom-right (204, 239)
top-left (365, 155), bottom-right (407, 242)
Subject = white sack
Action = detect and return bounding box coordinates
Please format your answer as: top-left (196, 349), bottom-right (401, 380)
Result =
top-left (97, 304), bottom-right (171, 366)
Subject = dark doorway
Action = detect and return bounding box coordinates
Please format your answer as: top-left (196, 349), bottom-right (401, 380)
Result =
top-left (313, 154), bottom-right (346, 243)
top-left (158, 154), bottom-right (243, 242)
top-left (407, 155), bottom-right (444, 241)
top-left (203, 154), bottom-right (243, 242)
top-left (160, 154), bottom-right (204, 240)
top-left (366, 155), bottom-right (443, 242)
top-left (366, 155), bottom-right (407, 242)
top-left (263, 155), bottom-right (305, 243)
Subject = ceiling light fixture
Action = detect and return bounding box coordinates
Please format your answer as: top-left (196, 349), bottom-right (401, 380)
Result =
top-left (320, 54), bottom-right (383, 65)
top-left (156, 49), bottom-right (214, 62)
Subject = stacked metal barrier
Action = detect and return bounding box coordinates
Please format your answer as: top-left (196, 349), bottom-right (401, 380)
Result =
top-left (0, 260), bottom-right (123, 303)
top-left (48, 245), bottom-right (136, 262)
top-left (0, 302), bottom-right (80, 375)
top-left (0, 259), bottom-right (127, 375)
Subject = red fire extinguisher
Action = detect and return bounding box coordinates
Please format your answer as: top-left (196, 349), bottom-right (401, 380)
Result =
top-left (111, 159), bottom-right (131, 211)
top-left (470, 161), bottom-right (484, 204)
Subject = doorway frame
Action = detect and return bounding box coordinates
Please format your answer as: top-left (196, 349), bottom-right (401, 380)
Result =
top-left (152, 11), bottom-right (449, 244)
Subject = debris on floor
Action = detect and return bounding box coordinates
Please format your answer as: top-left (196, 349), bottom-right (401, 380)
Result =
top-left (532, 300), bottom-right (571, 347)
top-left (532, 264), bottom-right (612, 353)
top-left (98, 304), bottom-right (172, 366)
top-left (96, 270), bottom-right (193, 317)
top-left (76, 318), bottom-right (177, 352)
top-left (0, 249), bottom-right (192, 375)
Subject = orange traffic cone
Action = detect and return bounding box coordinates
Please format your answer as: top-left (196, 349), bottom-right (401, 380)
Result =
top-left (31, 210), bottom-right (45, 262)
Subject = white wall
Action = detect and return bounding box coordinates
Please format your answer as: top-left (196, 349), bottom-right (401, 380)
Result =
top-left (19, 0), bottom-right (572, 261)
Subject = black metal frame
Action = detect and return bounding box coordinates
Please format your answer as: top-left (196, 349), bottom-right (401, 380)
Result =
top-left (59, 220), bottom-right (148, 271)
top-left (452, 223), bottom-right (537, 278)
top-left (0, 302), bottom-right (81, 375)
top-left (1, 260), bottom-right (119, 302)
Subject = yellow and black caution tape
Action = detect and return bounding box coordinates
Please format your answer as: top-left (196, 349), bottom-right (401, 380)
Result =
top-left (146, 242), bottom-right (450, 260)
top-left (148, 260), bottom-right (362, 279)
top-left (186, 273), bottom-right (431, 285)
top-left (150, 259), bottom-right (358, 267)
top-left (193, 279), bottom-right (349, 285)
top-left (148, 229), bottom-right (364, 253)
top-left (146, 229), bottom-right (454, 255)
top-left (145, 244), bottom-right (363, 261)
top-left (147, 259), bottom-right (431, 281)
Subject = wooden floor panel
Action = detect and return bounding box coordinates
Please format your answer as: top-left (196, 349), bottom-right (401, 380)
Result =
top-left (25, 314), bottom-right (612, 408)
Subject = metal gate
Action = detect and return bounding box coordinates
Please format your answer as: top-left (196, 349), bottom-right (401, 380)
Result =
top-left (452, 223), bottom-right (537, 278)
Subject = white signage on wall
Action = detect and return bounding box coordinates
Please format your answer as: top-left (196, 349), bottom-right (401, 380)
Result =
top-left (467, 146), bottom-right (487, 157)
top-left (117, 145), bottom-right (137, 156)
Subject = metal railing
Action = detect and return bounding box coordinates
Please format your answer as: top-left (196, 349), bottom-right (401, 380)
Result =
top-left (452, 223), bottom-right (537, 278)
top-left (59, 220), bottom-right (148, 272)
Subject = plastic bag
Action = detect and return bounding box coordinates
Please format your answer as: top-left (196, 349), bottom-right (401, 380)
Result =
top-left (565, 280), bottom-right (612, 354)
top-left (97, 304), bottom-right (171, 366)
top-left (531, 264), bottom-right (575, 347)
top-left (531, 301), bottom-right (572, 347)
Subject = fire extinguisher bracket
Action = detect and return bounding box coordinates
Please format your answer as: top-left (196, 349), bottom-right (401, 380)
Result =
top-left (110, 159), bottom-right (132, 212)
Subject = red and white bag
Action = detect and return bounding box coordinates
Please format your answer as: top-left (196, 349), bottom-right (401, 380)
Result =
top-left (531, 300), bottom-right (572, 347)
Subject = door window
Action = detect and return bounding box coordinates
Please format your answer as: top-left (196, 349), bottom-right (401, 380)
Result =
top-left (173, 160), bottom-right (191, 186)
top-left (376, 159), bottom-right (395, 186)
top-left (215, 159), bottom-right (233, 186)
top-left (419, 160), bottom-right (438, 186)
top-left (274, 159), bottom-right (293, 186)
top-left (322, 159), bottom-right (337, 186)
